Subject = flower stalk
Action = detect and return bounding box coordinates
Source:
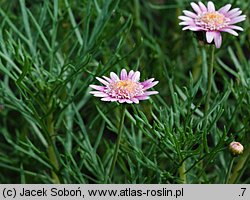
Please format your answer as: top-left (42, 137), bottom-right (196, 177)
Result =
top-left (205, 45), bottom-right (215, 115)
top-left (47, 113), bottom-right (60, 184)
top-left (178, 161), bottom-right (187, 183)
top-left (109, 105), bottom-right (126, 180)
top-left (224, 157), bottom-right (235, 183)
top-left (229, 144), bottom-right (250, 183)
top-left (203, 45), bottom-right (215, 152)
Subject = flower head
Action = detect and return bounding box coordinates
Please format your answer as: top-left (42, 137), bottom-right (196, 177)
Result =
top-left (178, 1), bottom-right (246, 48)
top-left (229, 141), bottom-right (244, 156)
top-left (90, 69), bottom-right (158, 104)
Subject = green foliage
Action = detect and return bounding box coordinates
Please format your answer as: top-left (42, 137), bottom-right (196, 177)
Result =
top-left (0, 0), bottom-right (249, 183)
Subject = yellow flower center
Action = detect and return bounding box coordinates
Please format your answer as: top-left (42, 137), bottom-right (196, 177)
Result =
top-left (105, 80), bottom-right (143, 99)
top-left (116, 80), bottom-right (136, 91)
top-left (202, 12), bottom-right (225, 25)
top-left (196, 11), bottom-right (229, 30)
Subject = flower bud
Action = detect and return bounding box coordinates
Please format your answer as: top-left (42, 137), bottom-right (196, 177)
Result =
top-left (229, 141), bottom-right (244, 156)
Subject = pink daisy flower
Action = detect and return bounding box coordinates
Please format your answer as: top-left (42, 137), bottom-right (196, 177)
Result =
top-left (178, 1), bottom-right (246, 48)
top-left (89, 69), bottom-right (159, 104)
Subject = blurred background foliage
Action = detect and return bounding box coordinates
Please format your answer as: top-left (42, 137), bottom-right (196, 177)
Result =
top-left (0, 0), bottom-right (249, 183)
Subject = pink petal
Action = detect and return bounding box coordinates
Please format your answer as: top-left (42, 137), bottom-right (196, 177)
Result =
top-left (227, 25), bottom-right (243, 31)
top-left (183, 26), bottom-right (203, 31)
top-left (142, 78), bottom-right (154, 83)
top-left (229, 15), bottom-right (246, 24)
top-left (207, 1), bottom-right (215, 12)
top-left (125, 99), bottom-right (133, 104)
top-left (143, 91), bottom-right (159, 96)
top-left (183, 10), bottom-right (197, 18)
top-left (136, 96), bottom-right (149, 100)
top-left (128, 70), bottom-right (134, 78)
top-left (214, 32), bottom-right (222, 48)
top-left (190, 2), bottom-right (201, 14)
top-left (118, 99), bottom-right (126, 103)
top-left (110, 98), bottom-right (118, 102)
top-left (131, 98), bottom-right (139, 104)
top-left (226, 8), bottom-right (240, 16)
top-left (178, 16), bottom-right (194, 21)
top-left (131, 71), bottom-right (140, 82)
top-left (206, 31), bottom-right (216, 43)
top-left (89, 91), bottom-right (109, 97)
top-left (143, 81), bottom-right (159, 90)
top-left (102, 76), bottom-right (112, 83)
top-left (179, 21), bottom-right (194, 26)
top-left (141, 78), bottom-right (154, 87)
top-left (220, 28), bottom-right (238, 36)
top-left (110, 72), bottom-right (119, 81)
top-left (182, 26), bottom-right (191, 30)
top-left (89, 85), bottom-right (105, 91)
top-left (96, 77), bottom-right (109, 86)
top-left (228, 10), bottom-right (242, 18)
top-left (136, 96), bottom-right (150, 100)
top-left (218, 4), bottom-right (231, 14)
top-left (198, 2), bottom-right (207, 12)
top-left (101, 97), bottom-right (113, 102)
top-left (120, 69), bottom-right (127, 80)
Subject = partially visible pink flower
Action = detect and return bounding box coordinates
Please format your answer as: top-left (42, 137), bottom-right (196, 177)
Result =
top-left (90, 69), bottom-right (159, 104)
top-left (178, 1), bottom-right (246, 48)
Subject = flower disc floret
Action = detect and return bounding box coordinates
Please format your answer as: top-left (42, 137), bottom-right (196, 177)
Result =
top-left (196, 11), bottom-right (230, 30)
top-left (105, 80), bottom-right (144, 99)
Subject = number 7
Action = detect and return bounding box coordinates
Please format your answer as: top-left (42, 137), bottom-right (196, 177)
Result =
top-left (241, 188), bottom-right (246, 196)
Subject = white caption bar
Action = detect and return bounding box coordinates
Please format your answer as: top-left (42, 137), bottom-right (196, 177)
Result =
top-left (0, 184), bottom-right (249, 200)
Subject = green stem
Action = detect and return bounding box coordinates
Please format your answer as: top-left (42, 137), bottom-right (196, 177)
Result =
top-left (109, 105), bottom-right (126, 180)
top-left (228, 145), bottom-right (250, 183)
top-left (47, 114), bottom-right (60, 184)
top-left (203, 45), bottom-right (215, 152)
top-left (178, 161), bottom-right (187, 183)
top-left (134, 0), bottom-right (140, 28)
top-left (224, 157), bottom-right (235, 184)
